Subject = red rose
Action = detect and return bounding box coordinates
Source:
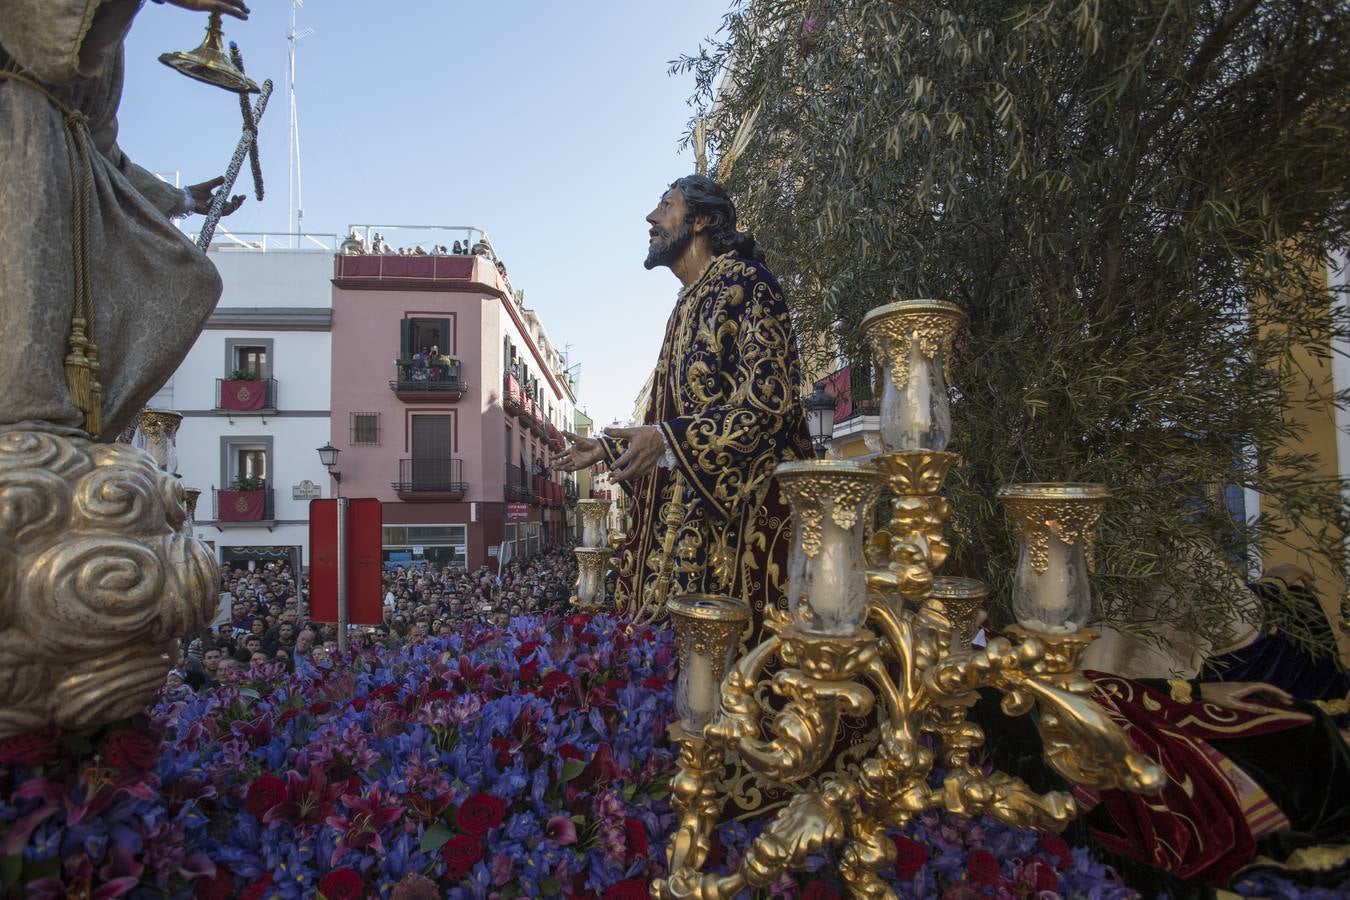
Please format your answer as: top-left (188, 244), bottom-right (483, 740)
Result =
top-left (456, 793), bottom-right (506, 836)
top-left (1039, 831), bottom-right (1073, 868)
top-left (542, 671), bottom-right (572, 699)
top-left (318, 867), bottom-right (363, 900)
top-left (801, 881), bottom-right (841, 900)
top-left (518, 660), bottom-right (540, 684)
top-left (624, 818), bottom-right (649, 861)
top-left (557, 743), bottom-right (584, 762)
top-left (442, 834), bottom-right (484, 878)
top-left (239, 873), bottom-right (274, 900)
top-left (893, 835), bottom-right (928, 880)
top-left (102, 729), bottom-right (160, 772)
top-left (515, 640), bottom-right (541, 661)
top-left (966, 849), bottom-right (1002, 886)
top-left (245, 773), bottom-right (288, 819)
top-left (0, 725), bottom-right (61, 768)
top-left (1025, 859), bottom-right (1059, 892)
top-left (601, 879), bottom-right (650, 900)
top-left (193, 864), bottom-right (234, 900)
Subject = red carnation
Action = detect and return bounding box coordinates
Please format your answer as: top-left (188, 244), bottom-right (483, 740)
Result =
top-left (624, 818), bottom-right (649, 861)
top-left (102, 729), bottom-right (160, 772)
top-left (894, 835), bottom-right (928, 880)
top-left (1025, 859), bottom-right (1060, 892)
top-left (802, 881), bottom-right (841, 900)
top-left (239, 873), bottom-right (274, 900)
top-left (601, 879), bottom-right (650, 900)
top-left (542, 670), bottom-right (572, 699)
top-left (1039, 831), bottom-right (1073, 868)
top-left (318, 867), bottom-right (363, 900)
top-left (0, 725), bottom-right (61, 768)
top-left (442, 834), bottom-right (484, 879)
top-left (245, 773), bottom-right (288, 819)
top-left (193, 864), bottom-right (234, 900)
top-left (966, 849), bottom-right (1002, 886)
top-left (456, 793), bottom-right (506, 836)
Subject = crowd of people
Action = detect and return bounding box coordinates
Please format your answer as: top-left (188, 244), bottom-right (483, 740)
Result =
top-left (172, 546), bottom-right (581, 694)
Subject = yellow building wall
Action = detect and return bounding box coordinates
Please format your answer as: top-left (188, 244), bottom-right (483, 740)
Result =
top-left (1259, 260), bottom-right (1349, 662)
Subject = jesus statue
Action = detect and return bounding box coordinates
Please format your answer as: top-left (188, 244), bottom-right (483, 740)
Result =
top-left (555, 175), bottom-right (813, 626)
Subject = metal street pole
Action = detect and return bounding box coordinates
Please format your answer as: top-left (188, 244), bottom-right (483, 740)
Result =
top-left (336, 495), bottom-right (348, 655)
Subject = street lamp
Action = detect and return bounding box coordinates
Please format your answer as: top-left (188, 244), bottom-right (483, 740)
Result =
top-left (316, 442), bottom-right (341, 484)
top-left (803, 380), bottom-right (837, 459)
top-left (316, 442), bottom-right (347, 653)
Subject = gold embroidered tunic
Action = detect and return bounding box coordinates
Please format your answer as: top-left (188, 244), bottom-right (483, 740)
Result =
top-left (598, 253), bottom-right (813, 626)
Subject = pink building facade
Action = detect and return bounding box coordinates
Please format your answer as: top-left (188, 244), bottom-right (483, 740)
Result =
top-left (330, 251), bottom-right (577, 571)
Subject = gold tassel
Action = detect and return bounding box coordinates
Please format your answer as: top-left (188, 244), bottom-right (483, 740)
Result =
top-left (65, 317), bottom-right (101, 435)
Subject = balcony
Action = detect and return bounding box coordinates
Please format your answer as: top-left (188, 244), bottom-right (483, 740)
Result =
top-left (390, 359), bottom-right (467, 402)
top-left (503, 373), bottom-right (524, 414)
top-left (213, 487), bottom-right (275, 524)
top-left (393, 458), bottom-right (466, 501)
top-left (824, 365), bottom-right (880, 439)
top-left (547, 423), bottom-right (565, 452)
top-left (215, 378), bottom-right (277, 414)
top-left (504, 463), bottom-right (534, 502)
top-left (533, 476), bottom-right (565, 508)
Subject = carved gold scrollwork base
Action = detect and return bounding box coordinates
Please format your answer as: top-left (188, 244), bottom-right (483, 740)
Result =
top-left (0, 430), bottom-right (220, 739)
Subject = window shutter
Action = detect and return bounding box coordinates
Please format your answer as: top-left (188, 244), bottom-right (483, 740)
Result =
top-left (399, 319), bottom-right (413, 358)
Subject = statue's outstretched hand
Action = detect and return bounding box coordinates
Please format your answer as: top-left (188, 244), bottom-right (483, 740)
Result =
top-left (606, 425), bottom-right (665, 483)
top-left (1199, 682), bottom-right (1311, 721)
top-left (552, 432), bottom-right (605, 473)
top-left (165, 0), bottom-right (250, 18)
top-left (187, 177), bottom-right (245, 217)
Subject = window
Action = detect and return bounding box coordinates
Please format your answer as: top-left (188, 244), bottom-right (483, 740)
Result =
top-left (220, 436), bottom-right (272, 491)
top-left (411, 415), bottom-right (454, 459)
top-left (505, 424), bottom-right (513, 463)
top-left (381, 524), bottom-right (467, 567)
top-left (351, 412), bottom-right (380, 445)
top-left (401, 317), bottom-right (452, 359)
top-left (236, 448), bottom-right (266, 481)
top-left (224, 338), bottom-right (273, 380)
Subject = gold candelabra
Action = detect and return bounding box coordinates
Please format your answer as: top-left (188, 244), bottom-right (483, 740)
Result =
top-left (656, 300), bottom-right (1164, 899)
top-left (572, 498), bottom-right (613, 611)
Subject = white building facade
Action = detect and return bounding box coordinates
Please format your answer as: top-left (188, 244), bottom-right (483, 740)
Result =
top-left (152, 242), bottom-right (335, 572)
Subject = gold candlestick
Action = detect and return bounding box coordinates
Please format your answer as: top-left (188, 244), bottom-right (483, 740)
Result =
top-left (655, 301), bottom-right (1164, 899)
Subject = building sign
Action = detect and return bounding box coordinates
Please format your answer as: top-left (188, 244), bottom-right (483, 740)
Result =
top-left (293, 479), bottom-right (322, 500)
top-left (506, 502), bottom-right (529, 520)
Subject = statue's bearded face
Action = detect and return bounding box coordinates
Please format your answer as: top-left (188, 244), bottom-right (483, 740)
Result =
top-left (644, 188), bottom-right (694, 270)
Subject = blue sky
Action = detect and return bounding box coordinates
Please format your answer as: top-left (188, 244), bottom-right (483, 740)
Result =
top-left (119, 1), bottom-right (732, 425)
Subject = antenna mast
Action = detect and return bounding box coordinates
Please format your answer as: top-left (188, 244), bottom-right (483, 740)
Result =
top-left (286, 0), bottom-right (314, 245)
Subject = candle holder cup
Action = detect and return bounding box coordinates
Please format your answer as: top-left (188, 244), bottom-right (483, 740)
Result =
top-left (997, 483), bottom-right (1109, 635)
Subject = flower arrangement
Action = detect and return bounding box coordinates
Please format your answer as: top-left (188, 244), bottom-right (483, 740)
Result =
top-left (1, 613), bottom-right (1332, 898)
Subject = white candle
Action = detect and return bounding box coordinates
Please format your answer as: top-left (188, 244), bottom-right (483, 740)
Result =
top-left (902, 335), bottom-right (932, 449)
top-left (680, 653), bottom-right (716, 729)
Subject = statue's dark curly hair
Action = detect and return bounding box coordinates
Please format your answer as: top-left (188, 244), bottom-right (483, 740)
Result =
top-left (669, 175), bottom-right (765, 261)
